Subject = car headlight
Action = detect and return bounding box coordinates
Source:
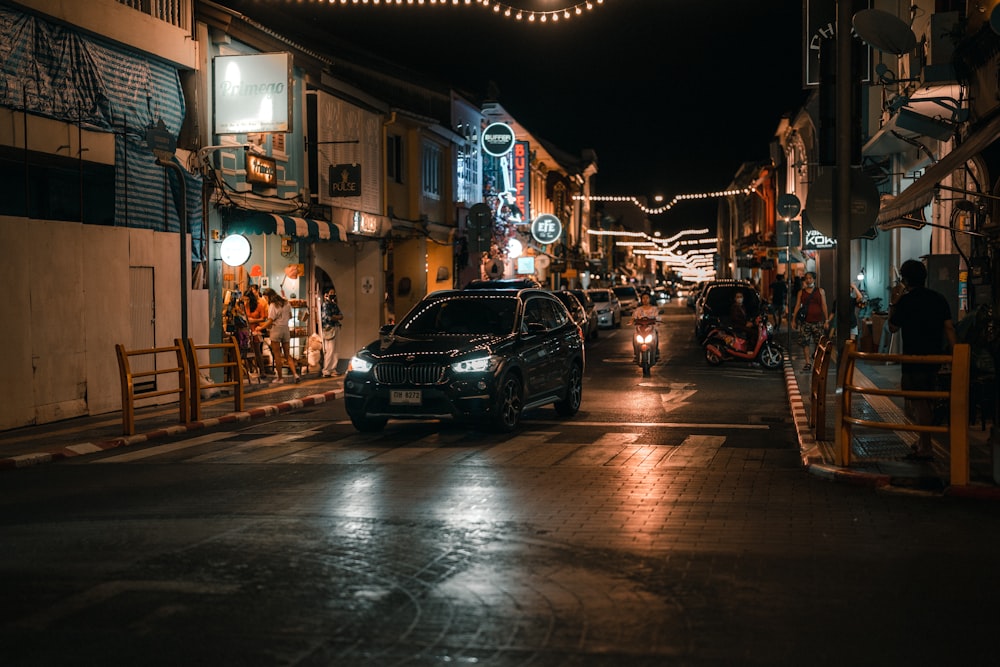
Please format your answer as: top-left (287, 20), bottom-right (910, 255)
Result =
top-left (349, 355), bottom-right (374, 373)
top-left (451, 354), bottom-right (498, 373)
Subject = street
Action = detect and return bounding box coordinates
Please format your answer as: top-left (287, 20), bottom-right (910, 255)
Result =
top-left (2, 302), bottom-right (999, 666)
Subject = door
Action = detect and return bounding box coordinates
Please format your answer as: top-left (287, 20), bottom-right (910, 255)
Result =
top-left (129, 267), bottom-right (156, 392)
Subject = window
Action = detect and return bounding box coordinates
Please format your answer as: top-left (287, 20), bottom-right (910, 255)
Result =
top-left (422, 141), bottom-right (441, 198)
top-left (0, 146), bottom-right (114, 224)
top-left (386, 134), bottom-right (403, 184)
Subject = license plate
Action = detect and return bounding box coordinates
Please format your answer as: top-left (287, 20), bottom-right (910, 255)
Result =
top-left (390, 390), bottom-right (421, 405)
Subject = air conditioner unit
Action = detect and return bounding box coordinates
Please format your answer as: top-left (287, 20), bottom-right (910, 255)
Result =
top-left (921, 11), bottom-right (959, 85)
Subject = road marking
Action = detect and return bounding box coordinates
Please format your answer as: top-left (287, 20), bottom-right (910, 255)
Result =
top-left (533, 420), bottom-right (767, 429)
top-left (659, 434), bottom-right (727, 467)
top-left (659, 383), bottom-right (697, 413)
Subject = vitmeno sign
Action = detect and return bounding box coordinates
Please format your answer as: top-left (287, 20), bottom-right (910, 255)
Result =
top-left (481, 122), bottom-right (515, 157)
top-left (214, 53), bottom-right (293, 134)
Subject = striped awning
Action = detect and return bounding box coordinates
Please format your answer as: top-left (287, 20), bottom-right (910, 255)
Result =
top-left (222, 211), bottom-right (346, 242)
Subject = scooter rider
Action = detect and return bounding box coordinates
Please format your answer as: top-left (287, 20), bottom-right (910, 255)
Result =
top-left (729, 290), bottom-right (756, 349)
top-left (632, 292), bottom-right (660, 362)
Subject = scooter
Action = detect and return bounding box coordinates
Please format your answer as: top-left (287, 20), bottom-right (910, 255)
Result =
top-left (703, 315), bottom-right (784, 369)
top-left (633, 316), bottom-right (659, 377)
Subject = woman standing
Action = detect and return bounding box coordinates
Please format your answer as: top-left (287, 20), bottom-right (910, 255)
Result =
top-left (257, 288), bottom-right (300, 384)
top-left (790, 271), bottom-right (828, 371)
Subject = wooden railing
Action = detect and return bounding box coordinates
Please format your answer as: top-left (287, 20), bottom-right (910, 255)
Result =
top-left (115, 337), bottom-right (246, 434)
top-left (807, 336), bottom-right (835, 441)
top-left (835, 340), bottom-right (971, 485)
top-left (115, 341), bottom-right (190, 435)
top-left (183, 337), bottom-right (245, 421)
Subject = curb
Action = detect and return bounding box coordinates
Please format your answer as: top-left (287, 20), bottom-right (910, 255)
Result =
top-left (782, 357), bottom-right (892, 489)
top-left (0, 388), bottom-right (344, 471)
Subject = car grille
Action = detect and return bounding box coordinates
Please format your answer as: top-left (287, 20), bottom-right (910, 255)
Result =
top-left (374, 362), bottom-right (446, 385)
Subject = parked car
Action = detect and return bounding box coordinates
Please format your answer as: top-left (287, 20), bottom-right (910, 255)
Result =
top-left (551, 289), bottom-right (597, 341)
top-left (694, 279), bottom-right (760, 342)
top-left (569, 289), bottom-right (599, 340)
top-left (587, 288), bottom-right (622, 328)
top-left (613, 285), bottom-right (641, 314)
top-left (345, 287), bottom-right (585, 433)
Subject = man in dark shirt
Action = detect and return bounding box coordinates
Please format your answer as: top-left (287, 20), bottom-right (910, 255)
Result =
top-left (888, 259), bottom-right (956, 460)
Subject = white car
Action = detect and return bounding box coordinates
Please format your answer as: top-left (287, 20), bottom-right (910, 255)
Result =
top-left (587, 288), bottom-right (622, 328)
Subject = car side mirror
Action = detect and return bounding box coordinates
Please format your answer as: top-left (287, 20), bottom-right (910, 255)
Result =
top-left (378, 324), bottom-right (394, 336)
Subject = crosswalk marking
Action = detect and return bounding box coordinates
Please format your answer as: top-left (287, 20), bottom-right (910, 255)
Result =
top-left (86, 429), bottom-right (733, 468)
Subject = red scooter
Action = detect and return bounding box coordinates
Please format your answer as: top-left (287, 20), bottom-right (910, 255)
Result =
top-left (703, 315), bottom-right (784, 369)
top-left (633, 316), bottom-right (659, 377)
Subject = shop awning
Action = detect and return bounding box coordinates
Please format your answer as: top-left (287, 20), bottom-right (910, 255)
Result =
top-left (877, 112), bottom-right (1000, 228)
top-left (223, 211), bottom-right (347, 241)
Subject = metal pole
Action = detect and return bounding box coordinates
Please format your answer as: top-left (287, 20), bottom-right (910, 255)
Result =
top-left (157, 157), bottom-right (188, 341)
top-left (835, 0), bottom-right (853, 355)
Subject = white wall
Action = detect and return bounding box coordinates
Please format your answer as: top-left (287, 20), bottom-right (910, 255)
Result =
top-left (0, 217), bottom-right (208, 430)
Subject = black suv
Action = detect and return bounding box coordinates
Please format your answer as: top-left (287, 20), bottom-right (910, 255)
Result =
top-left (694, 279), bottom-right (761, 341)
top-left (345, 287), bottom-right (585, 432)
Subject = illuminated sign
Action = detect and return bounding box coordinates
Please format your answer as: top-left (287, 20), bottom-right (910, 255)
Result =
top-left (481, 122), bottom-right (515, 156)
top-left (329, 163), bottom-right (361, 198)
top-left (245, 152), bottom-right (277, 186)
top-left (531, 214), bottom-right (562, 244)
top-left (213, 53), bottom-right (292, 134)
top-left (513, 141), bottom-right (529, 221)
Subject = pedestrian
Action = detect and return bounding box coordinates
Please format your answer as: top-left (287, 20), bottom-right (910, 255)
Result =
top-left (888, 259), bottom-right (956, 460)
top-left (769, 273), bottom-right (788, 329)
top-left (256, 288), bottom-right (300, 384)
top-left (790, 271), bottom-right (828, 371)
top-left (827, 283), bottom-right (866, 340)
top-left (321, 287), bottom-right (344, 377)
top-left (244, 284), bottom-right (269, 374)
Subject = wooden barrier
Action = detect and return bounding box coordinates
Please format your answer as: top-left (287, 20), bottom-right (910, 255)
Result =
top-left (115, 342), bottom-right (191, 436)
top-left (183, 337), bottom-right (246, 421)
top-left (807, 336), bottom-right (835, 440)
top-left (835, 340), bottom-right (971, 485)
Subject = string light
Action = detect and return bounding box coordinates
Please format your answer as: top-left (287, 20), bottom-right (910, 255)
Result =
top-left (587, 227), bottom-right (717, 279)
top-left (573, 187), bottom-right (753, 215)
top-left (315, 0), bottom-right (607, 23)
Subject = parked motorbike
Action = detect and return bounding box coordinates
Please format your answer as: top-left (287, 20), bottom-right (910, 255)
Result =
top-left (703, 315), bottom-right (784, 369)
top-left (633, 316), bottom-right (659, 377)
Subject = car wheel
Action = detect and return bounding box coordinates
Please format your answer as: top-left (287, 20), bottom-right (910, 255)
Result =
top-left (614, 314), bottom-right (621, 329)
top-left (554, 363), bottom-right (583, 417)
top-left (492, 373), bottom-right (523, 432)
top-left (350, 414), bottom-right (388, 432)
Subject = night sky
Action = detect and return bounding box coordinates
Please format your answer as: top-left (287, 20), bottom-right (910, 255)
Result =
top-left (218, 0), bottom-right (808, 228)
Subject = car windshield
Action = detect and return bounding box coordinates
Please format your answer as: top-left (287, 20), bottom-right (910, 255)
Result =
top-left (396, 295), bottom-right (518, 336)
top-left (613, 287), bottom-right (637, 299)
top-left (589, 291), bottom-right (611, 303)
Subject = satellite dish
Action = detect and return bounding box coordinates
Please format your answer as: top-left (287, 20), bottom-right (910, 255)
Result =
top-left (853, 9), bottom-right (917, 55)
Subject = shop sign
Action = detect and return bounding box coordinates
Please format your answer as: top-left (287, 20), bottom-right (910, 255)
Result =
top-left (352, 211), bottom-right (380, 235)
top-left (512, 141), bottom-right (530, 221)
top-left (482, 122), bottom-right (515, 156)
top-left (804, 227), bottom-right (837, 249)
top-left (246, 153), bottom-right (277, 186)
top-left (213, 52), bottom-right (292, 134)
top-left (531, 214), bottom-right (562, 244)
top-left (329, 163), bottom-right (361, 197)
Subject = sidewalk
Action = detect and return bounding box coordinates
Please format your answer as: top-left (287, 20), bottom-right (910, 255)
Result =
top-left (780, 336), bottom-right (1000, 499)
top-left (0, 372), bottom-right (345, 470)
top-left (2, 349), bottom-right (998, 500)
